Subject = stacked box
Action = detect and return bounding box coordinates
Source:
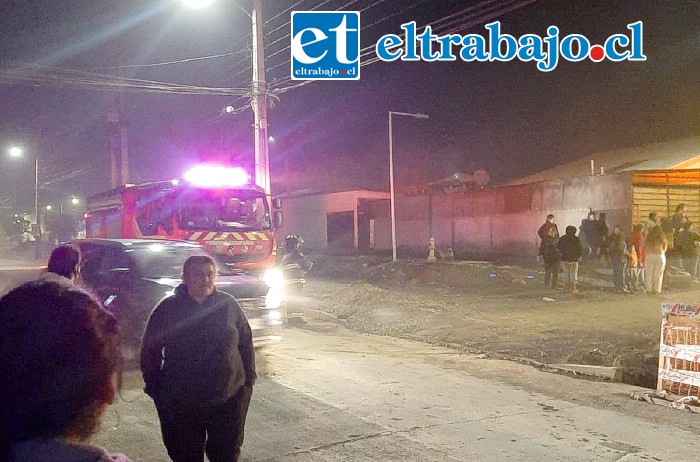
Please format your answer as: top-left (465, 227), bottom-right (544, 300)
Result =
top-left (658, 303), bottom-right (700, 397)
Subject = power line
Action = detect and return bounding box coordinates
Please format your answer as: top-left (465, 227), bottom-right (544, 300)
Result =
top-left (1, 64), bottom-right (253, 96)
top-left (91, 50), bottom-right (248, 71)
top-left (361, 0), bottom-right (539, 67)
top-left (264, 0), bottom-right (312, 28)
top-left (272, 0), bottom-right (540, 92)
top-left (266, 0), bottom-right (426, 75)
top-left (265, 0), bottom-right (372, 55)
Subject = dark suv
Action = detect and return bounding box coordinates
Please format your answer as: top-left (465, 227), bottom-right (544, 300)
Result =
top-left (72, 238), bottom-right (282, 361)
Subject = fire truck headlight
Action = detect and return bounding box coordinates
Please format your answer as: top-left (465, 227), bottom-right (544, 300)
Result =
top-left (262, 268), bottom-right (284, 290)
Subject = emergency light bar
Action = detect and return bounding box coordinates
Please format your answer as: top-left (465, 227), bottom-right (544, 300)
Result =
top-left (183, 165), bottom-right (250, 188)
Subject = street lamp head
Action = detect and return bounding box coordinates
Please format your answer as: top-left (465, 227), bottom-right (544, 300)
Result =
top-left (388, 111), bottom-right (429, 120)
top-left (46, 205), bottom-right (52, 211)
top-left (71, 197), bottom-right (80, 206)
top-left (9, 146), bottom-right (23, 157)
top-left (181, 0), bottom-right (216, 9)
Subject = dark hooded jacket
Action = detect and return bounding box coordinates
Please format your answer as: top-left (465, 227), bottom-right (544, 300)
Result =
top-left (140, 285), bottom-right (256, 407)
top-left (557, 226), bottom-right (582, 262)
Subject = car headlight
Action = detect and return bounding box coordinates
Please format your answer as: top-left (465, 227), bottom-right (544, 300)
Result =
top-left (262, 267), bottom-right (285, 290)
top-left (265, 288), bottom-right (283, 309)
top-left (268, 310), bottom-right (282, 321)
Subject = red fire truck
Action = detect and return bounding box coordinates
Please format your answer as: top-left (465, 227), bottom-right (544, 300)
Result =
top-left (84, 165), bottom-right (283, 273)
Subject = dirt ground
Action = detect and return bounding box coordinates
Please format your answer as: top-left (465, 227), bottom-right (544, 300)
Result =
top-left (303, 254), bottom-right (700, 388)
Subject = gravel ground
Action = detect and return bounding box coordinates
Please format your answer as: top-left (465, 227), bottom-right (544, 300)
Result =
top-left (303, 254), bottom-right (700, 387)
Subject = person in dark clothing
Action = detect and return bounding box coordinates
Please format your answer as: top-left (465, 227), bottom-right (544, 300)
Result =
top-left (140, 255), bottom-right (255, 462)
top-left (0, 278), bottom-right (129, 462)
top-left (672, 203), bottom-right (687, 236)
top-left (46, 243), bottom-right (82, 283)
top-left (598, 213), bottom-right (610, 265)
top-left (557, 225), bottom-right (582, 293)
top-left (280, 234), bottom-right (314, 319)
top-left (580, 211), bottom-right (601, 261)
top-left (608, 226), bottom-right (628, 293)
top-left (537, 214), bottom-right (559, 259)
top-left (542, 226), bottom-right (560, 289)
top-left (676, 220), bottom-right (700, 278)
top-left (280, 234), bottom-right (313, 293)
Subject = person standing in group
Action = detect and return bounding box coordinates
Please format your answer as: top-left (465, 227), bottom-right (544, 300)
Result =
top-left (140, 255), bottom-right (256, 462)
top-left (537, 214), bottom-right (559, 260)
top-left (557, 225), bottom-right (582, 294)
top-left (631, 223), bottom-right (646, 288)
top-left (0, 278), bottom-right (130, 462)
top-left (626, 241), bottom-right (640, 292)
top-left (676, 220), bottom-right (700, 278)
top-left (672, 203), bottom-right (687, 237)
top-left (542, 226), bottom-right (560, 289)
top-left (645, 212), bottom-right (659, 234)
top-left (608, 226), bottom-right (628, 293)
top-left (580, 211), bottom-right (602, 261)
top-left (598, 213), bottom-right (610, 265)
top-left (645, 225), bottom-right (668, 294)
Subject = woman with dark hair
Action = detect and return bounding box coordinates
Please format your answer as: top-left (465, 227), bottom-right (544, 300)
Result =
top-left (0, 278), bottom-right (131, 462)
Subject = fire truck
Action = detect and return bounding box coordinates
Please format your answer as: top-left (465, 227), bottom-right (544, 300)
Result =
top-left (84, 165), bottom-right (283, 273)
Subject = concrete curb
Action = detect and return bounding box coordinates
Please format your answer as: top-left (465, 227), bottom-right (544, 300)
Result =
top-left (301, 307), bottom-right (348, 325)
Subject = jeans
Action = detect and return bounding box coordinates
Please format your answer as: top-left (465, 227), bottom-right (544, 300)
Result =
top-left (561, 261), bottom-right (579, 291)
top-left (544, 259), bottom-right (560, 288)
top-left (610, 258), bottom-right (626, 291)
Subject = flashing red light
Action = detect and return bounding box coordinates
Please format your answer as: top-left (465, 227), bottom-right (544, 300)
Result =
top-left (183, 165), bottom-right (250, 188)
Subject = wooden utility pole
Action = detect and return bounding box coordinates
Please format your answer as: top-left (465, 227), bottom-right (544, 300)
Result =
top-left (251, 0), bottom-right (270, 196)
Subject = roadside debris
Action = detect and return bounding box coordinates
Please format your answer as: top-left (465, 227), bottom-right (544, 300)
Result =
top-left (631, 390), bottom-right (700, 413)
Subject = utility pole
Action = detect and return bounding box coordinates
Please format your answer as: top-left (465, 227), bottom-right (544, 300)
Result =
top-left (118, 88), bottom-right (129, 185)
top-left (107, 79), bottom-right (129, 188)
top-left (251, 0), bottom-right (270, 197)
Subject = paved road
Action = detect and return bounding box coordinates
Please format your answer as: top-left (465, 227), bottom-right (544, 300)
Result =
top-left (96, 321), bottom-right (699, 461)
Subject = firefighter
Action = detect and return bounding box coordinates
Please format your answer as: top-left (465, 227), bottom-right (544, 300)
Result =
top-left (280, 234), bottom-right (313, 319)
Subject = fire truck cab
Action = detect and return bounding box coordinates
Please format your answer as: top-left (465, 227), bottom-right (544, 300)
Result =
top-left (85, 165), bottom-right (283, 273)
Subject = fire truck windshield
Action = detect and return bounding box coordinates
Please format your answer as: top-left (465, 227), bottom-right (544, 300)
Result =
top-left (178, 188), bottom-right (270, 231)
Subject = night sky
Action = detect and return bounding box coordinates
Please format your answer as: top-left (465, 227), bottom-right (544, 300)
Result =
top-left (1, 0), bottom-right (698, 211)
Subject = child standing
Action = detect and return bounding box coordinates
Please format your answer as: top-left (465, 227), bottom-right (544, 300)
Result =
top-left (626, 242), bottom-right (639, 291)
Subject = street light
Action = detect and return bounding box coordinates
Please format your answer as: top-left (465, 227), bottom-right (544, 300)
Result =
top-left (7, 146), bottom-right (39, 236)
top-left (182, 0), bottom-right (270, 197)
top-left (388, 111), bottom-right (429, 262)
top-left (71, 197), bottom-right (80, 206)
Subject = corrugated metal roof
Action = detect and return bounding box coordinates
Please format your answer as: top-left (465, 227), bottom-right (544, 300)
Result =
top-left (504, 136), bottom-right (700, 186)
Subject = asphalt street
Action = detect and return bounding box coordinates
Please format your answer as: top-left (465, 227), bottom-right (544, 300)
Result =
top-left (94, 321), bottom-right (700, 461)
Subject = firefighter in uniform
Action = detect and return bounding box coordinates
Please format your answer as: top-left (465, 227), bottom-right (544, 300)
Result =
top-left (280, 234), bottom-right (313, 319)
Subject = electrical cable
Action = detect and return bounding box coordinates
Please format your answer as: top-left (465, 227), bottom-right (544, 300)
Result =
top-left (272, 0), bottom-right (539, 92)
